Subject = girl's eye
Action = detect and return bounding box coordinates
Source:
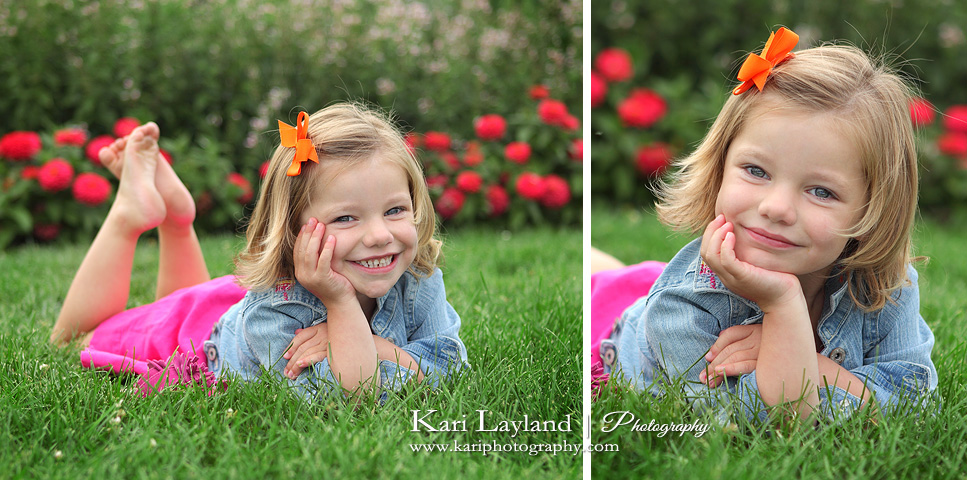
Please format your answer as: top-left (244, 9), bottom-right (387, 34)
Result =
top-left (744, 165), bottom-right (768, 178)
top-left (385, 206), bottom-right (407, 216)
top-left (809, 187), bottom-right (836, 200)
top-left (332, 215), bottom-right (355, 223)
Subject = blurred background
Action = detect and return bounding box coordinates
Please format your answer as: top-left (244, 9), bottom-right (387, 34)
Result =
top-left (0, 0), bottom-right (582, 248)
top-left (590, 0), bottom-right (967, 223)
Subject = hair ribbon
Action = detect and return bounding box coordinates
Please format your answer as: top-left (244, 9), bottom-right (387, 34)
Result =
top-left (278, 111), bottom-right (319, 176)
top-left (732, 27), bottom-right (799, 95)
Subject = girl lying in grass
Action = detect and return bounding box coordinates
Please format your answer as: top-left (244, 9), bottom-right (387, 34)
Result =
top-left (51, 102), bottom-right (468, 401)
top-left (591, 27), bottom-right (937, 423)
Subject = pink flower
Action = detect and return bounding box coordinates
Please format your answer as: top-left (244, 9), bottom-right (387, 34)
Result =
top-left (435, 188), bottom-right (465, 219)
top-left (590, 71), bottom-right (608, 108)
top-left (455, 170), bottom-right (483, 193)
top-left (38, 158), bottom-right (75, 192)
top-left (85, 135), bottom-right (115, 165)
top-left (0, 131), bottom-right (42, 160)
top-left (938, 132), bottom-right (967, 158)
top-left (529, 84), bottom-right (550, 100)
top-left (72, 172), bottom-right (112, 206)
top-left (504, 142), bottom-right (532, 164)
top-left (540, 174), bottom-right (571, 209)
top-left (943, 105), bottom-right (967, 133)
top-left (537, 99), bottom-right (570, 126)
top-left (569, 139), bottom-right (583, 162)
top-left (909, 98), bottom-right (935, 128)
top-left (113, 117), bottom-right (141, 138)
top-left (54, 128), bottom-right (88, 146)
top-left (618, 89), bottom-right (667, 128)
top-left (463, 141), bottom-right (484, 167)
top-left (227, 173), bottom-right (253, 204)
top-left (33, 223), bottom-right (60, 242)
top-left (423, 132), bottom-right (452, 152)
top-left (595, 48), bottom-right (633, 82)
top-left (474, 114), bottom-right (507, 141)
top-left (515, 172), bottom-right (546, 200)
top-left (636, 143), bottom-right (673, 176)
top-left (485, 184), bottom-right (510, 216)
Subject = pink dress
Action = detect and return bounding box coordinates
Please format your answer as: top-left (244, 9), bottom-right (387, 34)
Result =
top-left (589, 261), bottom-right (666, 366)
top-left (80, 275), bottom-right (246, 376)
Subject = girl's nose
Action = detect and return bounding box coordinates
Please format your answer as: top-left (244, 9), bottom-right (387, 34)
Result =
top-left (363, 219), bottom-right (394, 247)
top-left (757, 187), bottom-right (797, 225)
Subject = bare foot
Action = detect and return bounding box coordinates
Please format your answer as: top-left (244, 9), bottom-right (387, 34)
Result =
top-left (108, 123), bottom-right (167, 235)
top-left (99, 125), bottom-right (196, 228)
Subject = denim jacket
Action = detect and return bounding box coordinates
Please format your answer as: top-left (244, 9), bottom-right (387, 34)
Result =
top-left (613, 238), bottom-right (937, 423)
top-left (205, 268), bottom-right (468, 402)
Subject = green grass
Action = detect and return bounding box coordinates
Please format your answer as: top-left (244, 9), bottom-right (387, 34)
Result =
top-left (0, 226), bottom-right (581, 479)
top-left (590, 204), bottom-right (967, 480)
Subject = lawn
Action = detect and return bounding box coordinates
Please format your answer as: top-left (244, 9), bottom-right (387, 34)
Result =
top-left (0, 225), bottom-right (582, 479)
top-left (589, 204), bottom-right (967, 480)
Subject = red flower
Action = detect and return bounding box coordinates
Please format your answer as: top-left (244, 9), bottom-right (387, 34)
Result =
top-left (435, 188), bottom-right (465, 219)
top-left (423, 132), bottom-right (452, 152)
top-left (938, 132), bottom-right (967, 158)
top-left (227, 172), bottom-right (253, 204)
top-left (72, 172), bottom-right (112, 206)
top-left (618, 89), bottom-right (667, 128)
top-left (405, 132), bottom-right (422, 154)
top-left (426, 174), bottom-right (448, 190)
top-left (515, 172), bottom-right (546, 200)
top-left (21, 165), bottom-right (41, 180)
top-left (113, 117), bottom-right (141, 138)
top-left (259, 161), bottom-right (270, 178)
top-left (0, 131), bottom-right (42, 160)
top-left (160, 149), bottom-right (173, 164)
top-left (595, 48), bottom-right (633, 82)
top-left (569, 139), bottom-right (584, 162)
top-left (455, 171), bottom-right (483, 193)
top-left (440, 151), bottom-right (461, 170)
top-left (38, 158), bottom-right (75, 192)
top-left (909, 98), bottom-right (935, 128)
top-left (85, 135), bottom-right (115, 165)
top-left (590, 71), bottom-right (608, 108)
top-left (474, 114), bottom-right (507, 141)
top-left (560, 114), bottom-right (579, 131)
top-left (636, 143), bottom-right (673, 176)
top-left (463, 141), bottom-right (484, 166)
top-left (485, 184), bottom-right (510, 216)
top-left (943, 105), bottom-right (967, 133)
top-left (537, 99), bottom-right (570, 126)
top-left (33, 223), bottom-right (60, 242)
top-left (504, 142), bottom-right (532, 164)
top-left (540, 174), bottom-right (571, 209)
top-left (530, 85), bottom-right (550, 100)
top-left (54, 128), bottom-right (89, 147)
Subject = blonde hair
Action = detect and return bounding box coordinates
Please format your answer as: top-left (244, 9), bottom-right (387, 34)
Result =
top-left (235, 102), bottom-right (442, 291)
top-left (656, 44), bottom-right (920, 311)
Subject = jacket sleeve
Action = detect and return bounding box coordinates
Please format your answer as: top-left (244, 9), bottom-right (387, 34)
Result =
top-left (395, 269), bottom-right (469, 388)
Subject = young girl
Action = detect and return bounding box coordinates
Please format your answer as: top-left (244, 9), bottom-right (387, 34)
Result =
top-left (592, 28), bottom-right (937, 423)
top-left (50, 102), bottom-right (468, 400)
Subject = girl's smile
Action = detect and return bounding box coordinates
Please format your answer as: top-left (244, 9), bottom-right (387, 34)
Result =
top-left (715, 103), bottom-right (867, 282)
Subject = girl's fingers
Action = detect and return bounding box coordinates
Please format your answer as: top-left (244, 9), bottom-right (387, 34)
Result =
top-left (318, 234), bottom-right (336, 273)
top-left (717, 360), bottom-right (757, 378)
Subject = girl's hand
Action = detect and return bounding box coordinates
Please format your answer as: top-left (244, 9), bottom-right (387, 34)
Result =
top-left (294, 218), bottom-right (356, 306)
top-left (700, 324), bottom-right (762, 387)
top-left (700, 214), bottom-right (801, 311)
top-left (283, 324), bottom-right (330, 380)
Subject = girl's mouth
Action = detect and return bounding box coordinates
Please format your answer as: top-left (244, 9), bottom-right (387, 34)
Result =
top-left (352, 255), bottom-right (396, 269)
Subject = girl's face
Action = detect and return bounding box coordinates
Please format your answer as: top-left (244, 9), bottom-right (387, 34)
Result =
top-left (300, 156), bottom-right (418, 307)
top-left (715, 107), bottom-right (867, 279)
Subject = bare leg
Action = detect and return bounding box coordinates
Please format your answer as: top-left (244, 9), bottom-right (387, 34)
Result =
top-left (588, 246), bottom-right (626, 275)
top-left (50, 124), bottom-right (166, 344)
top-left (99, 132), bottom-right (210, 300)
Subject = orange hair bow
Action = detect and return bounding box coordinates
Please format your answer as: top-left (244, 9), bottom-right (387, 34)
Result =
top-left (732, 27), bottom-right (799, 95)
top-left (278, 111), bottom-right (319, 176)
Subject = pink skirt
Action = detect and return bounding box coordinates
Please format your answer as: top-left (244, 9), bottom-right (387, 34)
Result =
top-left (589, 261), bottom-right (666, 366)
top-left (80, 275), bottom-right (246, 376)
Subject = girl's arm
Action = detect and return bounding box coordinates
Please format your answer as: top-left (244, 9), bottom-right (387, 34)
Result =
top-left (294, 220), bottom-right (379, 395)
top-left (701, 216), bottom-right (821, 416)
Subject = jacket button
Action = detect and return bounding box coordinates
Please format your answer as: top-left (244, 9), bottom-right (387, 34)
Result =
top-left (829, 347), bottom-right (846, 365)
